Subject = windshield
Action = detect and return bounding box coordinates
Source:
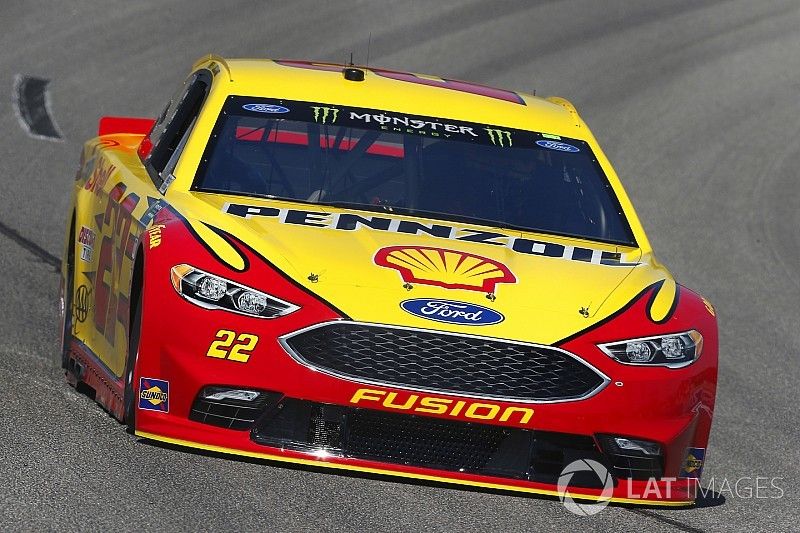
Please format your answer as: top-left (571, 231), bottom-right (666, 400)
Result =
top-left (194, 97), bottom-right (636, 245)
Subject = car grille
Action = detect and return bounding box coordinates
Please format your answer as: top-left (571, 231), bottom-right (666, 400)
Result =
top-left (608, 454), bottom-right (663, 480)
top-left (251, 399), bottom-right (612, 486)
top-left (281, 322), bottom-right (607, 402)
top-left (345, 407), bottom-right (509, 472)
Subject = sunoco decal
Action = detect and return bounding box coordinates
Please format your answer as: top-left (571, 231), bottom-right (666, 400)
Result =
top-left (242, 103), bottom-right (290, 114)
top-left (401, 299), bottom-right (504, 325)
top-left (138, 377), bottom-right (169, 412)
top-left (679, 447), bottom-right (706, 479)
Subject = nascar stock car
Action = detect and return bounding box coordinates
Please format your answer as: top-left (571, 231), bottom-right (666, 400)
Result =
top-left (60, 55), bottom-right (717, 506)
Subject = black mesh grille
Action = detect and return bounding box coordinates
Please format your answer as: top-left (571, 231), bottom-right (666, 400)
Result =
top-left (346, 407), bottom-right (509, 471)
top-left (609, 455), bottom-right (663, 480)
top-left (251, 399), bottom-right (613, 486)
top-left (283, 323), bottom-right (606, 401)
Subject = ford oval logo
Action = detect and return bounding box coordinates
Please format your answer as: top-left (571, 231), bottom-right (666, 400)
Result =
top-left (400, 299), bottom-right (504, 326)
top-left (242, 103), bottom-right (290, 114)
top-left (535, 139), bottom-right (580, 152)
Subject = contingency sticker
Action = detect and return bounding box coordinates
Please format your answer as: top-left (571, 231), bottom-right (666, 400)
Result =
top-left (535, 139), bottom-right (580, 152)
top-left (77, 226), bottom-right (95, 262)
top-left (138, 378), bottom-right (169, 412)
top-left (679, 447), bottom-right (706, 479)
top-left (242, 103), bottom-right (289, 114)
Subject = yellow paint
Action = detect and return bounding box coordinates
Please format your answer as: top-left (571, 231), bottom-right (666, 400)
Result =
top-left (67, 56), bottom-right (680, 376)
top-left (649, 278), bottom-right (678, 322)
top-left (416, 397), bottom-right (452, 415)
top-left (207, 329), bottom-right (259, 363)
top-left (147, 224), bottom-right (165, 249)
top-left (702, 298), bottom-right (716, 317)
top-left (186, 219), bottom-right (245, 271)
top-left (69, 138), bottom-right (157, 376)
top-left (136, 430), bottom-right (694, 507)
top-left (349, 388), bottom-right (534, 424)
top-left (499, 407), bottom-right (535, 425)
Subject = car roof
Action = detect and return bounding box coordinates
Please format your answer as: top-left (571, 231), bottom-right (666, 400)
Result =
top-left (195, 57), bottom-right (587, 139)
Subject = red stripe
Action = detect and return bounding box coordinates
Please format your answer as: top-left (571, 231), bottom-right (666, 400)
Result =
top-left (234, 127), bottom-right (404, 158)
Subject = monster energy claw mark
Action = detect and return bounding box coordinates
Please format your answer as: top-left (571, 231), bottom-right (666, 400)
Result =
top-left (485, 128), bottom-right (513, 147)
top-left (312, 106), bottom-right (339, 124)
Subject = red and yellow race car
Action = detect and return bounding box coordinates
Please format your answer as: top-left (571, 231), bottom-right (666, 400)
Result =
top-left (60, 56), bottom-right (717, 506)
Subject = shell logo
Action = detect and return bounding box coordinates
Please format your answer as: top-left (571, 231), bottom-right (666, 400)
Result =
top-left (374, 245), bottom-right (516, 293)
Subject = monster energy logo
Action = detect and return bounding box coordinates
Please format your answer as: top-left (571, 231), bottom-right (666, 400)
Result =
top-left (485, 128), bottom-right (513, 147)
top-left (312, 106), bottom-right (339, 124)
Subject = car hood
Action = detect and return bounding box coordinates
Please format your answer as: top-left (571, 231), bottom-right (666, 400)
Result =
top-left (183, 193), bottom-right (670, 344)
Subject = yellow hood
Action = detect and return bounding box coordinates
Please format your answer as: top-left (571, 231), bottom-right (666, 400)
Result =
top-left (184, 192), bottom-right (668, 344)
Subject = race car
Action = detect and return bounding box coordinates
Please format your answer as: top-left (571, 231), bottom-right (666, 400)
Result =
top-left (59, 55), bottom-right (717, 506)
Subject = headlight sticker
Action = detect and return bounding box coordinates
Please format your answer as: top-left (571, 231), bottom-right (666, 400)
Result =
top-left (597, 330), bottom-right (703, 368)
top-left (170, 264), bottom-right (300, 318)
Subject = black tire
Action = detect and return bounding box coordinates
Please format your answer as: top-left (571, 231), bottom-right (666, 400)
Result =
top-left (61, 216), bottom-right (76, 371)
top-left (123, 282), bottom-right (143, 434)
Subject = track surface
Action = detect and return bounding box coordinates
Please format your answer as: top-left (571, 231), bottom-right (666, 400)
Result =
top-left (1, 1), bottom-right (798, 531)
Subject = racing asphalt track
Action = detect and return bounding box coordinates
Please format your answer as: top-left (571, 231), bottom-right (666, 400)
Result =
top-left (0, 1), bottom-right (798, 531)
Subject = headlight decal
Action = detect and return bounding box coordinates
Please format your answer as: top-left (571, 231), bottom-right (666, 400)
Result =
top-left (170, 264), bottom-right (299, 318)
top-left (597, 330), bottom-right (703, 368)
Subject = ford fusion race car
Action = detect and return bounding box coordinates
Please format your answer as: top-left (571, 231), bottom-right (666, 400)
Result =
top-left (60, 56), bottom-right (717, 506)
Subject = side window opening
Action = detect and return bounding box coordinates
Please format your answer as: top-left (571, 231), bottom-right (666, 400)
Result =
top-left (143, 72), bottom-right (210, 186)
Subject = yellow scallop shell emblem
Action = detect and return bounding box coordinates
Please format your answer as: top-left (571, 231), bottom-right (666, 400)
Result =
top-left (374, 245), bottom-right (516, 292)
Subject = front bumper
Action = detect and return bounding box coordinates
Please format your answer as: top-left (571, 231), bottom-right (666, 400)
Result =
top-left (137, 400), bottom-right (700, 506)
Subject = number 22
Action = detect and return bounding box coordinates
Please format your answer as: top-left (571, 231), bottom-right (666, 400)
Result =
top-left (207, 329), bottom-right (259, 363)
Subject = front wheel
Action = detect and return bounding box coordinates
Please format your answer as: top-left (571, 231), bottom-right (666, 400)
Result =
top-left (61, 217), bottom-right (76, 371)
top-left (123, 284), bottom-right (143, 434)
